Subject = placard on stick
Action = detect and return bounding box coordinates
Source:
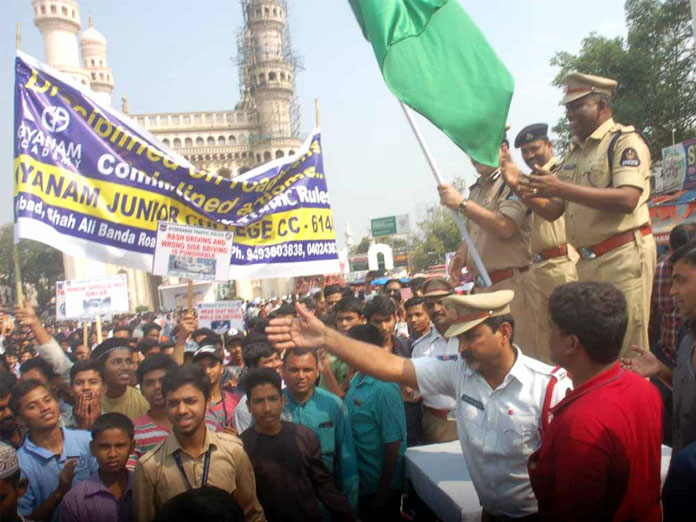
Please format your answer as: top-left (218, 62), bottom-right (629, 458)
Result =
top-left (198, 301), bottom-right (245, 335)
top-left (61, 274), bottom-right (129, 320)
top-left (152, 222), bottom-right (234, 282)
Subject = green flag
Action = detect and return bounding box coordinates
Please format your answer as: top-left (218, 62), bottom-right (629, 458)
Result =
top-left (350, 0), bottom-right (514, 167)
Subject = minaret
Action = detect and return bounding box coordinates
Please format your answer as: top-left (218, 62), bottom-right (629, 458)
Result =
top-left (242, 0), bottom-right (301, 163)
top-left (31, 0), bottom-right (90, 87)
top-left (80, 14), bottom-right (114, 105)
top-left (345, 222), bottom-right (355, 250)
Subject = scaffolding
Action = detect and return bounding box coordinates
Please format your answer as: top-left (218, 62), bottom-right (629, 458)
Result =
top-left (236, 0), bottom-right (303, 144)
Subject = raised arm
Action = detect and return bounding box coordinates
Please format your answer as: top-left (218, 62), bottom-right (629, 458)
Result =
top-left (266, 303), bottom-right (418, 389)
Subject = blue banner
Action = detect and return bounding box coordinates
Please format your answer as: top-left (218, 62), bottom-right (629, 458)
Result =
top-left (13, 52), bottom-right (340, 279)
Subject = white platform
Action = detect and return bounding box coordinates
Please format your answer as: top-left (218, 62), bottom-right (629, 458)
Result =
top-left (405, 441), bottom-right (673, 522)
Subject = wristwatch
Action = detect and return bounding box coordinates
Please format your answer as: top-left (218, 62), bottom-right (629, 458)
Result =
top-left (458, 199), bottom-right (469, 215)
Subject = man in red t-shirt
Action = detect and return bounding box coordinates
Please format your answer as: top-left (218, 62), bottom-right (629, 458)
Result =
top-left (529, 281), bottom-right (662, 522)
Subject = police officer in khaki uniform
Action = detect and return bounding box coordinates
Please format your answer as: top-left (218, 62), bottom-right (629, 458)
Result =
top-left (518, 72), bottom-right (656, 356)
top-left (499, 123), bottom-right (579, 363)
top-left (439, 139), bottom-right (543, 359)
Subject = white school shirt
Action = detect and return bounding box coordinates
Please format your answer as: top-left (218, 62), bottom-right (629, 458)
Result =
top-left (413, 346), bottom-right (571, 518)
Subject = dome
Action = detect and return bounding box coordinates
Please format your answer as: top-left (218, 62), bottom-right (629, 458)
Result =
top-left (79, 15), bottom-right (106, 46)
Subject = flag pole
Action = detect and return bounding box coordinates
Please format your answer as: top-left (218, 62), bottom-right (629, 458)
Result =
top-left (399, 102), bottom-right (492, 287)
top-left (14, 23), bottom-right (25, 307)
top-left (315, 99), bottom-right (321, 128)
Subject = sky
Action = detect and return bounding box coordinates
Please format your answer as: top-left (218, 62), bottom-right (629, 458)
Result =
top-left (0, 0), bottom-right (628, 248)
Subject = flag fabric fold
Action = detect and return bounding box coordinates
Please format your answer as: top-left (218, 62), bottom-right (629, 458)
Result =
top-left (349, 0), bottom-right (514, 167)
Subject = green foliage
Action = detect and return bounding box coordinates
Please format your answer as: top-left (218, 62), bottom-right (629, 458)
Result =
top-left (0, 223), bottom-right (64, 308)
top-left (408, 205), bottom-right (461, 272)
top-left (550, 0), bottom-right (696, 157)
top-left (135, 305), bottom-right (150, 313)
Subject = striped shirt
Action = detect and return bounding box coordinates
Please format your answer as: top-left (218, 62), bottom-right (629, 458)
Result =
top-left (126, 413), bottom-right (222, 471)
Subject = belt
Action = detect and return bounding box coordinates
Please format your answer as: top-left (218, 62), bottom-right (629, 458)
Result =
top-left (475, 266), bottom-right (529, 287)
top-left (532, 244), bottom-right (568, 264)
top-left (577, 225), bottom-right (652, 260)
top-left (423, 406), bottom-right (451, 419)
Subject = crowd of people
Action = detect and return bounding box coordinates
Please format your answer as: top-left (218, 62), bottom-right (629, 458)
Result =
top-left (0, 70), bottom-right (695, 522)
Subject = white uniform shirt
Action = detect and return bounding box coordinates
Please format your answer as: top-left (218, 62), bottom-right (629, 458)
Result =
top-left (413, 346), bottom-right (571, 518)
top-left (410, 326), bottom-right (459, 410)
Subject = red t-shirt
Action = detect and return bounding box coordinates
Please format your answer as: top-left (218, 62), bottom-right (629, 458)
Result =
top-left (528, 363), bottom-right (662, 522)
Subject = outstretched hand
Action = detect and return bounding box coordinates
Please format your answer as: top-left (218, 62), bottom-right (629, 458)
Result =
top-left (620, 345), bottom-right (661, 378)
top-left (266, 302), bottom-right (327, 350)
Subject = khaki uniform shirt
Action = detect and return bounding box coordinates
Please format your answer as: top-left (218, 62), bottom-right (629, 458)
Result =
top-left (133, 428), bottom-right (265, 522)
top-left (557, 118), bottom-right (651, 248)
top-left (467, 170), bottom-right (532, 274)
top-left (531, 158), bottom-right (569, 253)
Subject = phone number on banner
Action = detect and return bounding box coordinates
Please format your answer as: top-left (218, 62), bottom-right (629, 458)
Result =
top-left (244, 241), bottom-right (337, 262)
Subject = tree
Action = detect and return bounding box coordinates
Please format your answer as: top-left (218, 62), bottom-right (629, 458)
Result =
top-left (0, 224), bottom-right (64, 309)
top-left (407, 205), bottom-right (461, 272)
top-left (550, 0), bottom-right (696, 157)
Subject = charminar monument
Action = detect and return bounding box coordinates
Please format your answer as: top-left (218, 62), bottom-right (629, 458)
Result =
top-left (28, 0), bottom-right (303, 306)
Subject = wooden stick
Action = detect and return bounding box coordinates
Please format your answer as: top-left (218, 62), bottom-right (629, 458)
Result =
top-left (13, 244), bottom-right (23, 308)
top-left (315, 99), bottom-right (321, 128)
top-left (95, 315), bottom-right (102, 344)
top-left (16, 22), bottom-right (21, 50)
top-left (187, 280), bottom-right (194, 313)
top-left (83, 322), bottom-right (88, 348)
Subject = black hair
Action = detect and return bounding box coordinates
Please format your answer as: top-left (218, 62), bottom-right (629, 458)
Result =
top-left (136, 353), bottom-right (177, 387)
top-left (385, 278), bottom-right (403, 289)
top-left (162, 363), bottom-right (211, 402)
top-left (341, 287), bottom-right (355, 299)
top-left (323, 284), bottom-right (343, 299)
top-left (669, 224), bottom-right (696, 252)
top-left (347, 324), bottom-right (384, 347)
top-left (275, 303), bottom-right (296, 316)
top-left (241, 339), bottom-right (276, 368)
top-left (409, 277), bottom-right (426, 293)
top-left (91, 412), bottom-right (134, 440)
top-left (159, 341), bottom-right (176, 350)
top-left (153, 486), bottom-right (244, 522)
top-left (0, 370), bottom-right (17, 398)
top-left (20, 357), bottom-right (56, 382)
top-left (404, 296), bottom-right (426, 311)
top-left (9, 378), bottom-right (51, 417)
top-left (299, 296), bottom-right (317, 311)
top-left (482, 314), bottom-right (515, 344)
top-left (334, 297), bottom-right (364, 316)
top-left (113, 325), bottom-right (133, 336)
top-left (192, 328), bottom-right (217, 340)
top-left (142, 322), bottom-right (162, 336)
top-left (244, 367), bottom-right (282, 399)
top-left (136, 338), bottom-right (160, 356)
top-left (364, 295), bottom-right (397, 321)
top-left (549, 282), bottom-right (627, 364)
top-left (282, 347), bottom-right (318, 366)
top-left (670, 241), bottom-right (696, 266)
top-left (69, 359), bottom-right (104, 385)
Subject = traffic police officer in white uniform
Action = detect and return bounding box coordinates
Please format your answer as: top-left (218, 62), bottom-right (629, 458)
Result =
top-left (265, 292), bottom-right (572, 520)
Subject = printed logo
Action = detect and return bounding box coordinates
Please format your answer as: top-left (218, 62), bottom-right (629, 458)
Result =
top-left (41, 106), bottom-right (70, 133)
